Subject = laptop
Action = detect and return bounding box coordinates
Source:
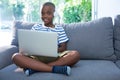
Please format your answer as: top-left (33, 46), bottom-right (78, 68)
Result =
top-left (18, 29), bottom-right (58, 57)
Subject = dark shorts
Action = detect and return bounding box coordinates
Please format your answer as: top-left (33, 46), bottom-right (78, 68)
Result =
top-left (28, 51), bottom-right (70, 63)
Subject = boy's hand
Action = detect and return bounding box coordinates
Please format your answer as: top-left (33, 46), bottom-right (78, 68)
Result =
top-left (58, 42), bottom-right (67, 52)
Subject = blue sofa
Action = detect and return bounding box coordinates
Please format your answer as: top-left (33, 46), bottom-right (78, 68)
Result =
top-left (0, 15), bottom-right (120, 80)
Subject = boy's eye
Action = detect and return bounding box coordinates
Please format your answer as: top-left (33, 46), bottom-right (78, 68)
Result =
top-left (48, 12), bottom-right (50, 14)
top-left (47, 12), bottom-right (51, 15)
top-left (46, 11), bottom-right (52, 15)
top-left (42, 11), bottom-right (53, 16)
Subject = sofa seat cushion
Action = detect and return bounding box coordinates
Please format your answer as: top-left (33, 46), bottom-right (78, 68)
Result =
top-left (116, 60), bottom-right (120, 69)
top-left (0, 60), bottom-right (120, 80)
top-left (63, 17), bottom-right (115, 60)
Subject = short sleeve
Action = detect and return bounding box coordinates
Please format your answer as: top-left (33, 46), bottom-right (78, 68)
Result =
top-left (57, 26), bottom-right (69, 44)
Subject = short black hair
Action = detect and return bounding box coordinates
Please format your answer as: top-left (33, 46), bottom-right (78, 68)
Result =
top-left (43, 2), bottom-right (55, 12)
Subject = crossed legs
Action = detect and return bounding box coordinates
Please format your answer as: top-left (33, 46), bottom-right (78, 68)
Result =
top-left (12, 50), bottom-right (80, 72)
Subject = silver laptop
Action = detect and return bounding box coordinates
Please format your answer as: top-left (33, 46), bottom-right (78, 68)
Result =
top-left (18, 29), bottom-right (58, 57)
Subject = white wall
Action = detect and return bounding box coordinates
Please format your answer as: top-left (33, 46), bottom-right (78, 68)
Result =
top-left (92, 0), bottom-right (120, 19)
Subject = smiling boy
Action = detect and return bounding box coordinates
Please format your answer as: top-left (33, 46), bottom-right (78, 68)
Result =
top-left (12, 2), bottom-right (80, 76)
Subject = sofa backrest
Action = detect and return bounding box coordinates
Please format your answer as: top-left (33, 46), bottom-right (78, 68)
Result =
top-left (62, 17), bottom-right (115, 60)
top-left (11, 17), bottom-right (116, 60)
top-left (114, 15), bottom-right (120, 59)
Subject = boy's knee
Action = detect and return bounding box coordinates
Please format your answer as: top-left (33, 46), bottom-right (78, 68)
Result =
top-left (11, 53), bottom-right (21, 60)
top-left (71, 50), bottom-right (80, 59)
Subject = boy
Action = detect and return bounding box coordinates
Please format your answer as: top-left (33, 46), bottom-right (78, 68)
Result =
top-left (12, 2), bottom-right (80, 76)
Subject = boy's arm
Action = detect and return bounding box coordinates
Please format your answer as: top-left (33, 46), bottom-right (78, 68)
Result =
top-left (58, 42), bottom-right (67, 52)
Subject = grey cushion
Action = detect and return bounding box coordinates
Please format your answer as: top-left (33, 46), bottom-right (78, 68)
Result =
top-left (0, 45), bottom-right (18, 69)
top-left (11, 21), bottom-right (35, 46)
top-left (0, 60), bottom-right (120, 80)
top-left (63, 17), bottom-right (115, 59)
top-left (114, 15), bottom-right (120, 59)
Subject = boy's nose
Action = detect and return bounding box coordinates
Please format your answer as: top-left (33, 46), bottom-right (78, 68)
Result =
top-left (43, 13), bottom-right (48, 17)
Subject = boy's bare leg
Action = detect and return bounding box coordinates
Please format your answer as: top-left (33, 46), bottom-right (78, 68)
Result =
top-left (12, 50), bottom-right (80, 72)
top-left (48, 51), bottom-right (80, 66)
top-left (12, 53), bottom-right (52, 72)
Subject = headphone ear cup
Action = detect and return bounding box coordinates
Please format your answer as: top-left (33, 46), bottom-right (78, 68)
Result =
top-left (53, 11), bottom-right (60, 24)
top-left (54, 12), bottom-right (56, 17)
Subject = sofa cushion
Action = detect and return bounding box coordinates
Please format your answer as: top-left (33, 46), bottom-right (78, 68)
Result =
top-left (0, 45), bottom-right (18, 69)
top-left (0, 60), bottom-right (120, 80)
top-left (114, 15), bottom-right (120, 59)
top-left (11, 21), bottom-right (35, 46)
top-left (63, 17), bottom-right (115, 60)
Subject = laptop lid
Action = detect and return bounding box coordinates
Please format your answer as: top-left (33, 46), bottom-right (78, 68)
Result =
top-left (18, 29), bottom-right (58, 57)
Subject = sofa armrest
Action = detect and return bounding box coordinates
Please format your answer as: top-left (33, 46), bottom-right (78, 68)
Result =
top-left (0, 45), bottom-right (18, 69)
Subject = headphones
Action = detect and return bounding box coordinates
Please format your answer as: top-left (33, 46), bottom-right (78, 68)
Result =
top-left (53, 11), bottom-right (60, 24)
top-left (54, 11), bottom-right (57, 17)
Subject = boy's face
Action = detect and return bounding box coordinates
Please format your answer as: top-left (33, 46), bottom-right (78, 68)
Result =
top-left (41, 5), bottom-right (54, 26)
